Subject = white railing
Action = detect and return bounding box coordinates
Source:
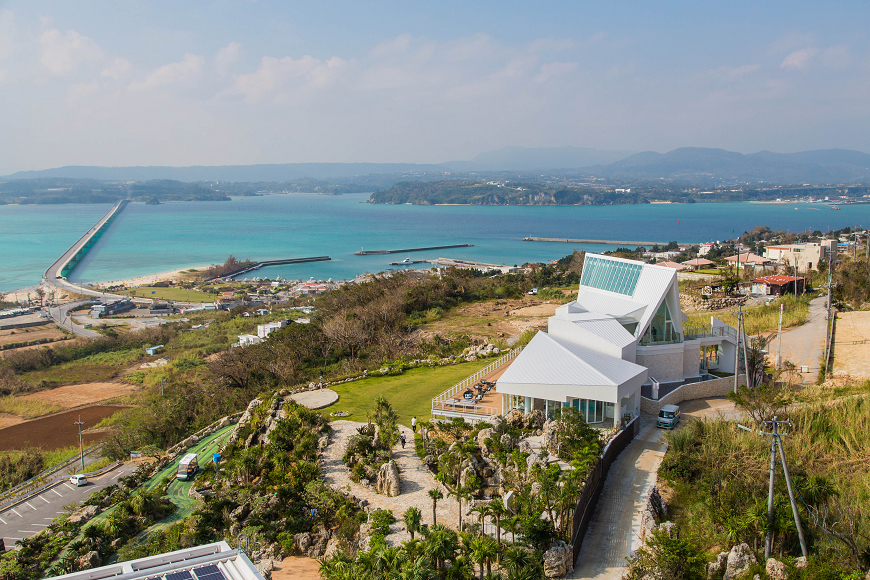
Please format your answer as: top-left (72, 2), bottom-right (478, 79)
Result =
top-left (432, 401), bottom-right (501, 417)
top-left (431, 346), bottom-right (524, 409)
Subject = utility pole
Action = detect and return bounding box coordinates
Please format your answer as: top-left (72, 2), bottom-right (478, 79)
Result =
top-left (74, 415), bottom-right (85, 471)
top-left (739, 418), bottom-right (807, 560)
top-left (732, 305), bottom-right (745, 392)
top-left (741, 305), bottom-right (751, 388)
top-left (776, 303), bottom-right (784, 370)
top-left (823, 244), bottom-right (837, 372)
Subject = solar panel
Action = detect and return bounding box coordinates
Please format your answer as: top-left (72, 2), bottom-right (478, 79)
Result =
top-left (166, 572), bottom-right (193, 580)
top-left (193, 565), bottom-right (226, 580)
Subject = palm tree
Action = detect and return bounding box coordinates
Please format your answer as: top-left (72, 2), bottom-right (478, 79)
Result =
top-left (502, 546), bottom-right (534, 577)
top-left (428, 488), bottom-right (443, 526)
top-left (469, 536), bottom-right (499, 579)
top-left (503, 515), bottom-right (522, 544)
top-left (423, 525), bottom-right (458, 571)
top-left (403, 506), bottom-right (422, 540)
top-left (488, 498), bottom-right (508, 555)
top-left (397, 556), bottom-right (435, 580)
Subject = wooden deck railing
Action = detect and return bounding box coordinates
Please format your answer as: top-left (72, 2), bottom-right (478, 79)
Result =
top-left (431, 346), bottom-right (524, 412)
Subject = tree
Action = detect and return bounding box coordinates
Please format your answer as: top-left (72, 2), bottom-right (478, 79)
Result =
top-left (469, 536), bottom-right (498, 579)
top-left (428, 488), bottom-right (443, 527)
top-left (624, 526), bottom-right (706, 580)
top-left (404, 506), bottom-right (422, 540)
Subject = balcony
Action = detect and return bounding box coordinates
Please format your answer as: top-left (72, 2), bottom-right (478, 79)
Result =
top-left (683, 325), bottom-right (737, 341)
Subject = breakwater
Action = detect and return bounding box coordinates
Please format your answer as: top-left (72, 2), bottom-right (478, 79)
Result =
top-left (208, 256), bottom-right (332, 281)
top-left (355, 243), bottom-right (473, 255)
top-left (523, 236), bottom-right (671, 246)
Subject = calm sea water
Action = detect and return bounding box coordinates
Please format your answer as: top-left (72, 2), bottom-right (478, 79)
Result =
top-left (2, 194), bottom-right (869, 292)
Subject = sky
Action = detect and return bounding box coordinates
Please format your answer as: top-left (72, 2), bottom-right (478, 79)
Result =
top-left (0, 0), bottom-right (868, 173)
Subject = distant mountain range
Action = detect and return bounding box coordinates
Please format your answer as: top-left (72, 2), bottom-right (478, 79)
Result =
top-left (4, 147), bottom-right (869, 185)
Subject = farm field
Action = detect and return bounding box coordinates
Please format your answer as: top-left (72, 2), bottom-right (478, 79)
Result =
top-left (0, 325), bottom-right (68, 346)
top-left (116, 286), bottom-right (216, 302)
top-left (0, 405), bottom-right (128, 451)
top-left (22, 381), bottom-right (140, 409)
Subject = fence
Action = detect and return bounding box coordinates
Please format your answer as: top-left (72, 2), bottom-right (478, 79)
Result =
top-left (570, 416), bottom-right (640, 564)
top-left (431, 346), bottom-right (524, 411)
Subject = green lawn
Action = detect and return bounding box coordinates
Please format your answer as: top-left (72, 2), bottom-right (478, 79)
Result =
top-left (326, 359), bottom-right (493, 426)
top-left (117, 286), bottom-right (216, 302)
top-left (692, 268), bottom-right (724, 275)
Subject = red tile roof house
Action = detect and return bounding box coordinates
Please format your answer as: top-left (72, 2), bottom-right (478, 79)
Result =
top-left (751, 275), bottom-right (806, 296)
top-left (681, 258), bottom-right (715, 271)
top-left (656, 261), bottom-right (687, 271)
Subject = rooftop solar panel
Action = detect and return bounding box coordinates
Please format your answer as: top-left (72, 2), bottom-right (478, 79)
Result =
top-left (193, 565), bottom-right (226, 580)
top-left (166, 572), bottom-right (193, 580)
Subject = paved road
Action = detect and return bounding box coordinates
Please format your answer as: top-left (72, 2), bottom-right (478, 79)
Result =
top-left (773, 295), bottom-right (829, 378)
top-left (0, 462), bottom-right (138, 549)
top-left (46, 301), bottom-right (101, 338)
top-left (570, 416), bottom-right (667, 580)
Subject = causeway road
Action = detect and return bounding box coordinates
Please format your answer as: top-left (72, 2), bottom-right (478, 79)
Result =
top-left (0, 463), bottom-right (138, 549)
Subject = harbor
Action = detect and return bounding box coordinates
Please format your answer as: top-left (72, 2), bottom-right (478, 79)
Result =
top-left (207, 256), bottom-right (332, 281)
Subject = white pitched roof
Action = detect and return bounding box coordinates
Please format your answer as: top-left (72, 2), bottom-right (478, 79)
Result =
top-left (498, 332), bottom-right (646, 388)
top-left (550, 312), bottom-right (636, 349)
top-left (571, 289), bottom-right (647, 320)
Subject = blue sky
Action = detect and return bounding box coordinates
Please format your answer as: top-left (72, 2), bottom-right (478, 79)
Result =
top-left (0, 0), bottom-right (868, 173)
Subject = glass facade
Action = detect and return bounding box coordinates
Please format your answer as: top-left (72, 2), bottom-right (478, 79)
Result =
top-left (565, 398), bottom-right (614, 424)
top-left (580, 256), bottom-right (643, 296)
top-left (640, 300), bottom-right (681, 345)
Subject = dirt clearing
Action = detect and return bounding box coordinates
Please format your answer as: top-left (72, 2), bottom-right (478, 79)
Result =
top-left (0, 405), bottom-right (128, 451)
top-left (422, 298), bottom-right (560, 342)
top-left (832, 311), bottom-right (870, 378)
top-left (22, 381), bottom-right (140, 408)
top-left (0, 412), bottom-right (24, 430)
top-left (0, 325), bottom-right (68, 347)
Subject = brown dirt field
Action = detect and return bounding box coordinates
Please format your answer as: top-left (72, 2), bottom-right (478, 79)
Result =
top-left (832, 311), bottom-right (870, 378)
top-left (22, 382), bottom-right (140, 408)
top-left (0, 325), bottom-right (68, 346)
top-left (0, 412), bottom-right (24, 430)
top-left (0, 405), bottom-right (127, 451)
top-left (272, 557), bottom-right (321, 580)
top-left (422, 298), bottom-right (559, 342)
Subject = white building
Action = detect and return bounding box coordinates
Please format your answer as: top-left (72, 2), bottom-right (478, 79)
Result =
top-left (49, 542), bottom-right (264, 580)
top-left (257, 319), bottom-right (289, 339)
top-left (238, 334), bottom-right (262, 347)
top-left (494, 254), bottom-right (739, 426)
top-left (763, 241), bottom-right (835, 272)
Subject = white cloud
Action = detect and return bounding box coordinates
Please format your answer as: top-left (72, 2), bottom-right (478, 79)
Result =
top-left (534, 61), bottom-right (578, 83)
top-left (225, 54), bottom-right (347, 103)
top-left (369, 34), bottom-right (413, 59)
top-left (819, 45), bottom-right (851, 69)
top-left (129, 53), bottom-right (204, 91)
top-left (214, 41), bottom-right (241, 74)
top-left (781, 47), bottom-right (819, 70)
top-left (711, 64), bottom-right (761, 81)
top-left (101, 57), bottom-right (131, 80)
top-left (0, 68), bottom-right (9, 85)
top-left (0, 9), bottom-right (15, 61)
top-left (38, 28), bottom-right (103, 76)
top-left (66, 81), bottom-right (99, 103)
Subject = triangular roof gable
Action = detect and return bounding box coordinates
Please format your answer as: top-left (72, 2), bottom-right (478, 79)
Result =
top-left (497, 332), bottom-right (646, 387)
top-left (550, 312), bottom-right (637, 349)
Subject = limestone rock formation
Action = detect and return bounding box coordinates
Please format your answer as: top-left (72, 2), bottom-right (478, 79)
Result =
top-left (723, 543), bottom-right (757, 580)
top-left (68, 505), bottom-right (99, 524)
top-left (77, 551), bottom-right (102, 570)
top-left (543, 540), bottom-right (574, 577)
top-left (707, 552), bottom-right (729, 580)
top-left (376, 461), bottom-right (401, 497)
top-left (766, 558), bottom-right (788, 580)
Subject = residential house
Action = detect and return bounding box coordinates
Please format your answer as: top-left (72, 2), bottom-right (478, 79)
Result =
top-left (257, 319), bottom-right (289, 339)
top-left (238, 334), bottom-right (262, 347)
top-left (763, 241), bottom-right (834, 271)
top-left (656, 261), bottom-right (687, 271)
top-left (698, 243), bottom-right (717, 256)
top-left (751, 275), bottom-right (806, 296)
top-left (724, 252), bottom-right (774, 272)
top-left (682, 258), bottom-right (715, 271)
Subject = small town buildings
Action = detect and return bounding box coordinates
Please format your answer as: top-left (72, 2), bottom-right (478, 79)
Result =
top-left (91, 298), bottom-right (134, 318)
top-left (751, 275), bottom-right (806, 296)
top-left (48, 541), bottom-right (265, 580)
top-left (724, 252), bottom-right (774, 271)
top-left (656, 261), bottom-right (686, 271)
top-left (682, 258), bottom-right (715, 271)
top-left (238, 334), bottom-right (262, 347)
top-left (255, 308), bottom-right (270, 316)
top-left (763, 241), bottom-right (835, 271)
top-left (698, 242), bottom-right (717, 256)
top-left (145, 345), bottom-right (164, 356)
top-left (257, 319), bottom-right (289, 339)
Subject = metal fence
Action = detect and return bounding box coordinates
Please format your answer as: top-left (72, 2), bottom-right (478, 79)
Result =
top-left (570, 417), bottom-right (640, 564)
top-left (0, 442), bottom-right (103, 506)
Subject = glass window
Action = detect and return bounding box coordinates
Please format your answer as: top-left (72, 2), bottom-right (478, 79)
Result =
top-left (581, 256), bottom-right (642, 296)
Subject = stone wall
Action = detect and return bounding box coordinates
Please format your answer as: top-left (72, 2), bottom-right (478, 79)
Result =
top-left (636, 351), bottom-right (685, 383)
top-left (682, 344), bottom-right (700, 378)
top-left (681, 294), bottom-right (748, 312)
top-left (640, 374), bottom-right (746, 415)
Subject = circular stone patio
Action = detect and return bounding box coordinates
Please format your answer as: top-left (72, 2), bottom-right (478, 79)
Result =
top-left (290, 388), bottom-right (339, 409)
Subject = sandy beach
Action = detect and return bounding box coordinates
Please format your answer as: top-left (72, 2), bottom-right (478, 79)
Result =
top-left (92, 266), bottom-right (209, 289)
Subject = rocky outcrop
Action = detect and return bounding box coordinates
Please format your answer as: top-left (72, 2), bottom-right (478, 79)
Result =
top-left (681, 294), bottom-right (748, 312)
top-left (68, 504), bottom-right (99, 524)
top-left (77, 550), bottom-right (102, 570)
top-left (542, 419), bottom-right (559, 455)
top-left (505, 409), bottom-right (526, 428)
top-left (640, 486), bottom-right (669, 542)
top-left (228, 399), bottom-right (262, 445)
top-left (723, 543), bottom-right (757, 580)
top-left (766, 558), bottom-right (788, 580)
top-left (526, 409), bottom-right (545, 430)
top-left (707, 551), bottom-right (729, 580)
top-left (543, 540), bottom-right (574, 578)
top-left (376, 461), bottom-right (401, 497)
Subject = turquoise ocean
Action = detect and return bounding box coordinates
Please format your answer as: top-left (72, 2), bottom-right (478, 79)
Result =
top-left (2, 193), bottom-right (869, 292)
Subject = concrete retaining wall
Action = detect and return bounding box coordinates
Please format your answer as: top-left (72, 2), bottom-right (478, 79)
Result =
top-left (640, 374), bottom-right (746, 415)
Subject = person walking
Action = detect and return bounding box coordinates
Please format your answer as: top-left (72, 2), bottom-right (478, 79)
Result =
top-left (400, 432), bottom-right (406, 449)
top-left (411, 416), bottom-right (417, 433)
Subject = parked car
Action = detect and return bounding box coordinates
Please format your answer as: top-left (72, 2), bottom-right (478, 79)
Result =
top-left (656, 404), bottom-right (681, 429)
top-left (70, 474), bottom-right (88, 486)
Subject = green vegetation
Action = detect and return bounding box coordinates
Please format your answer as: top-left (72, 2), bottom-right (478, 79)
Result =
top-left (0, 395), bottom-right (65, 418)
top-left (371, 180), bottom-right (650, 205)
top-left (118, 286), bottom-right (215, 302)
top-left (659, 392), bottom-right (870, 574)
top-left (686, 293), bottom-right (816, 336)
top-left (328, 360), bottom-right (490, 425)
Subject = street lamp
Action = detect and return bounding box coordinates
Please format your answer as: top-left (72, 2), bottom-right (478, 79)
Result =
top-left (74, 415), bottom-right (85, 471)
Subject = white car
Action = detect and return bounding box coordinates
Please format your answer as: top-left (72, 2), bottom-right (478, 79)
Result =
top-left (70, 474), bottom-right (88, 486)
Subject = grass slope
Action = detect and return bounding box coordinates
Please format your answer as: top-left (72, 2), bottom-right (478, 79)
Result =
top-left (326, 359), bottom-right (492, 426)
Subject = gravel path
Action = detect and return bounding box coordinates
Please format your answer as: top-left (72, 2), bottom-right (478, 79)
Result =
top-left (321, 421), bottom-right (461, 543)
top-left (775, 295), bottom-right (828, 378)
